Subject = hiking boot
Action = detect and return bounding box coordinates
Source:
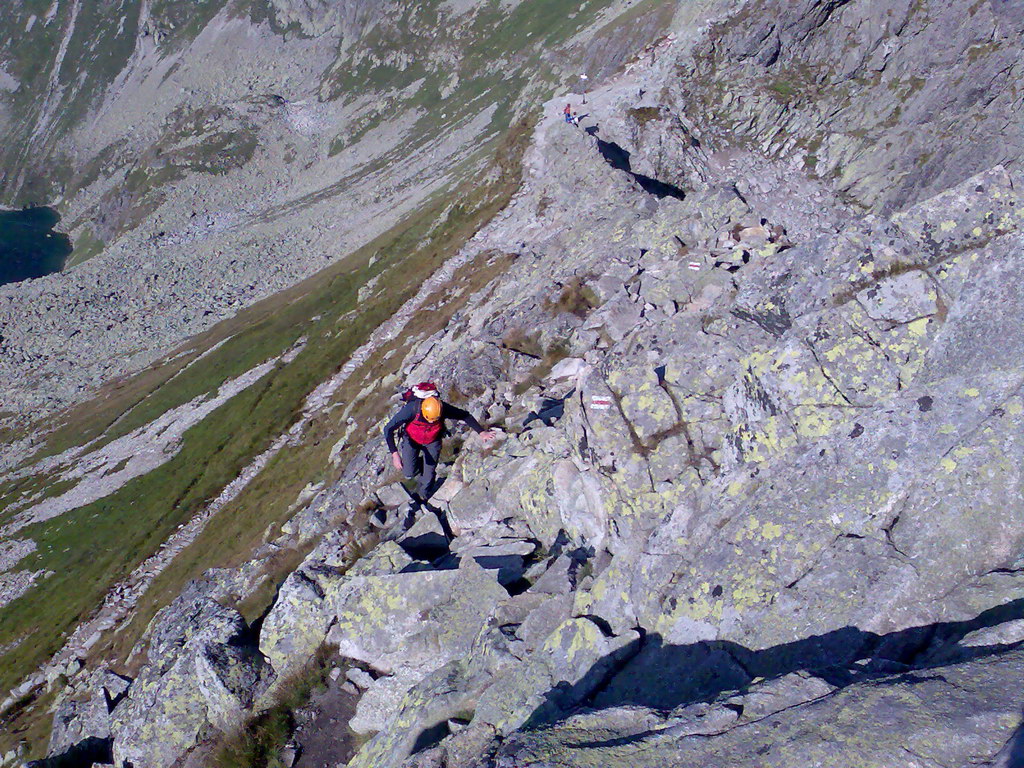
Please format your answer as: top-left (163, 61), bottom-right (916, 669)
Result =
top-left (402, 505), bottom-right (418, 531)
top-left (424, 501), bottom-right (456, 541)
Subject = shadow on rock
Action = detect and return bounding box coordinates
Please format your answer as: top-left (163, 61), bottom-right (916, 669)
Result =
top-left (26, 736), bottom-right (112, 768)
top-left (594, 139), bottom-right (685, 200)
top-left (398, 531), bottom-right (451, 563)
top-left (521, 597), bottom-right (1024, 730)
top-left (993, 709), bottom-right (1024, 768)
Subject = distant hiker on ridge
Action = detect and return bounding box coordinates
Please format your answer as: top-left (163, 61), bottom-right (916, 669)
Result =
top-left (564, 103), bottom-right (573, 123)
top-left (383, 382), bottom-right (494, 520)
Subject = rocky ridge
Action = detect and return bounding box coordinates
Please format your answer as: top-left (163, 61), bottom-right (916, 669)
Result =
top-left (14, 1), bottom-right (1024, 766)
top-left (38, 74), bottom-right (1024, 768)
top-left (658, 0), bottom-right (1024, 214)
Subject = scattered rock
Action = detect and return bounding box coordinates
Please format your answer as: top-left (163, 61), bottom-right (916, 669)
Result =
top-left (345, 667), bottom-right (375, 691)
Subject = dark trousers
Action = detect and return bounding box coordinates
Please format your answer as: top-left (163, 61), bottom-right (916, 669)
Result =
top-left (401, 437), bottom-right (441, 499)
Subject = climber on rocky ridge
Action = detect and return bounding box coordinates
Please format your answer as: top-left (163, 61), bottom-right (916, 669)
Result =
top-left (383, 382), bottom-right (494, 512)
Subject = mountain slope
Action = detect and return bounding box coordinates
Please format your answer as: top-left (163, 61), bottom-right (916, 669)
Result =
top-left (74, 105), bottom-right (1024, 767)
top-left (0, 0), bottom-right (667, 419)
top-left (0, 1), bottom-right (686, 761)
top-left (4, 0), bottom-right (1024, 766)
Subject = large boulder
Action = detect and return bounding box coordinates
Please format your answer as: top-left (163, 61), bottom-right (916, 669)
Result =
top-left (259, 539), bottom-right (413, 690)
top-left (329, 557), bottom-right (508, 734)
top-left (347, 612), bottom-right (640, 768)
top-left (261, 535), bottom-right (509, 737)
top-left (110, 595), bottom-right (272, 768)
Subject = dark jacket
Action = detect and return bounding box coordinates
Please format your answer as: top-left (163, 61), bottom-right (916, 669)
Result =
top-left (383, 399), bottom-right (484, 452)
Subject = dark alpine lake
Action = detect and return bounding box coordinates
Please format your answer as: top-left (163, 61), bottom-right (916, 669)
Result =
top-left (0, 206), bottom-right (72, 287)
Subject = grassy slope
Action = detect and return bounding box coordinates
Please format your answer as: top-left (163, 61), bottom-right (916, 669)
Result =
top-left (324, 0), bottom-right (614, 142)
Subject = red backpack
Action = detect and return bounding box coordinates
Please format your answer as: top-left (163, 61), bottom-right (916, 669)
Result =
top-left (401, 381), bottom-right (440, 402)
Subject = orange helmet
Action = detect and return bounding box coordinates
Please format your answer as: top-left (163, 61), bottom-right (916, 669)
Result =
top-left (421, 396), bottom-right (442, 423)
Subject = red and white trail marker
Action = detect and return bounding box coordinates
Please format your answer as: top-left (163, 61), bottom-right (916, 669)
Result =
top-left (687, 261), bottom-right (701, 271)
top-left (590, 396), bottom-right (613, 410)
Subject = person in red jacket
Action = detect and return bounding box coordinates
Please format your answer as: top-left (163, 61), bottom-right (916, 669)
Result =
top-left (383, 383), bottom-right (494, 507)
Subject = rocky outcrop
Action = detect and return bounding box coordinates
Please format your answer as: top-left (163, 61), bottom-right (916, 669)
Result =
top-left (25, 2), bottom-right (1024, 767)
top-left (259, 536), bottom-right (511, 738)
top-left (490, 644), bottom-right (1024, 767)
top-left (666, 0), bottom-right (1024, 214)
top-left (44, 670), bottom-right (130, 766)
top-left (109, 589), bottom-right (273, 768)
top-left (361, 143), bottom-right (1024, 766)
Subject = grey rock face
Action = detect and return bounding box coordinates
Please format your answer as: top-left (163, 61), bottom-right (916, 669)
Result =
top-left (668, 0), bottom-right (1024, 214)
top-left (257, 538), bottom-right (409, 687)
top-left (490, 645), bottom-right (1024, 768)
top-left (109, 594), bottom-right (272, 768)
top-left (259, 538), bottom-right (509, 736)
top-left (329, 558), bottom-right (508, 734)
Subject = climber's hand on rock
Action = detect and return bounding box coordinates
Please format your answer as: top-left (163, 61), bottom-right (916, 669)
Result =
top-left (479, 430), bottom-right (496, 442)
top-left (391, 451), bottom-right (403, 470)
